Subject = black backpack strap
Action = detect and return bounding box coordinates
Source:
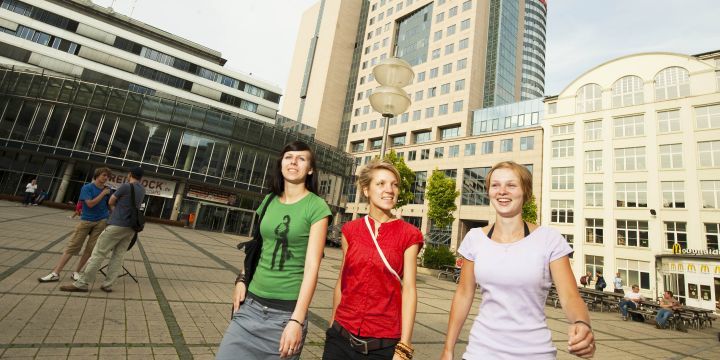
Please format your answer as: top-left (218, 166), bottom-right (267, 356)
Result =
top-left (487, 221), bottom-right (530, 239)
top-left (127, 184), bottom-right (139, 250)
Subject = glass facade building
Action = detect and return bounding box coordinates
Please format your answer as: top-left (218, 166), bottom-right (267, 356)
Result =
top-left (0, 68), bottom-right (352, 234)
top-left (521, 0), bottom-right (547, 100)
top-left (471, 98), bottom-right (543, 135)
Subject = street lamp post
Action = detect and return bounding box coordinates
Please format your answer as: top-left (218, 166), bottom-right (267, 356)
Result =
top-left (369, 57), bottom-right (414, 158)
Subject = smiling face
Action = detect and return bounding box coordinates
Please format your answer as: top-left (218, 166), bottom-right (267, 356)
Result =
top-left (281, 150), bottom-right (313, 184)
top-left (488, 168), bottom-right (525, 218)
top-left (95, 172), bottom-right (109, 186)
top-left (363, 169), bottom-right (399, 212)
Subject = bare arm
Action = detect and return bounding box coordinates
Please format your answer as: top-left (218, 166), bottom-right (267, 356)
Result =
top-left (85, 188), bottom-right (111, 208)
top-left (441, 258), bottom-right (476, 360)
top-left (329, 234), bottom-right (348, 325)
top-left (108, 194), bottom-right (118, 211)
top-left (399, 244), bottom-right (420, 345)
top-left (278, 217), bottom-right (329, 358)
top-left (551, 256), bottom-right (595, 358)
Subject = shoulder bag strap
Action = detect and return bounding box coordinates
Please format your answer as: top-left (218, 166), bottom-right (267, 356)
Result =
top-left (130, 183), bottom-right (137, 211)
top-left (253, 193), bottom-right (275, 237)
top-left (364, 216), bottom-right (402, 284)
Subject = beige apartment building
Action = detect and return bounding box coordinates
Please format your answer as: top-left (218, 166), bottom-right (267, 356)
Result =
top-left (283, 0), bottom-right (549, 248)
top-left (542, 51), bottom-right (720, 312)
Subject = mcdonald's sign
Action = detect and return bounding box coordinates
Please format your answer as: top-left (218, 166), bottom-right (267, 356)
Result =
top-left (687, 264), bottom-right (696, 272)
top-left (670, 263), bottom-right (676, 271)
top-left (715, 265), bottom-right (720, 274)
top-left (672, 243), bottom-right (682, 254)
top-left (700, 264), bottom-right (710, 273)
top-left (678, 264), bottom-right (684, 271)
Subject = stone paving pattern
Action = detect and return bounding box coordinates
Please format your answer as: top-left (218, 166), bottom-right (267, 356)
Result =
top-left (0, 201), bottom-right (717, 359)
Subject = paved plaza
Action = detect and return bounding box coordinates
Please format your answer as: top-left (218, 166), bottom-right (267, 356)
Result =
top-left (0, 200), bottom-right (717, 359)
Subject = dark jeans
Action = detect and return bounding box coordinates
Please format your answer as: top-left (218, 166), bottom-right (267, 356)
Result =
top-left (322, 326), bottom-right (395, 360)
top-left (620, 300), bottom-right (637, 317)
top-left (23, 192), bottom-right (33, 205)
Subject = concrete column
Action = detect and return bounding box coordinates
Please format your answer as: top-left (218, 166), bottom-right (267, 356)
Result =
top-left (170, 180), bottom-right (186, 221)
top-left (53, 160), bottom-right (75, 203)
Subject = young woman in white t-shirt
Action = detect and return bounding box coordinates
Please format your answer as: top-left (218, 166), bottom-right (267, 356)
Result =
top-left (442, 161), bottom-right (595, 359)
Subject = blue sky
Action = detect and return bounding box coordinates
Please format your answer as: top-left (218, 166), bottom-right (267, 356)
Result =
top-left (95, 0), bottom-right (720, 96)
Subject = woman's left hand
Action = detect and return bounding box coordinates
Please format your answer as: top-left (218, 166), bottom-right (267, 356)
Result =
top-left (567, 322), bottom-right (595, 358)
top-left (279, 320), bottom-right (303, 358)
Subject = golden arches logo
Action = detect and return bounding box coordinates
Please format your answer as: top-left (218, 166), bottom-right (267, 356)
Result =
top-left (678, 264), bottom-right (684, 271)
top-left (700, 264), bottom-right (710, 273)
top-left (687, 264), bottom-right (696, 272)
top-left (715, 265), bottom-right (720, 274)
top-left (672, 243), bottom-right (682, 254)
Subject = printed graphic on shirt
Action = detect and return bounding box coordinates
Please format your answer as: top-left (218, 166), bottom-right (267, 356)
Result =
top-left (271, 215), bottom-right (294, 270)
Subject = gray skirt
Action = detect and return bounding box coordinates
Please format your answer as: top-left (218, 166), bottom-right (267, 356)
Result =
top-left (216, 297), bottom-right (308, 360)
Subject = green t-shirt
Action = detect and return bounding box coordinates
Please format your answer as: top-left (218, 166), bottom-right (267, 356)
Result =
top-left (248, 192), bottom-right (331, 300)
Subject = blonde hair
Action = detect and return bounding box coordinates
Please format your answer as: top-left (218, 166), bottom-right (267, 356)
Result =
top-left (485, 161), bottom-right (533, 204)
top-left (357, 159), bottom-right (401, 190)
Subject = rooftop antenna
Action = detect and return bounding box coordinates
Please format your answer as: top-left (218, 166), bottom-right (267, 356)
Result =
top-left (129, 0), bottom-right (137, 18)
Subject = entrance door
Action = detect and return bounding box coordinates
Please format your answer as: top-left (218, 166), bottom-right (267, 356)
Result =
top-left (195, 204), bottom-right (228, 232)
top-left (225, 209), bottom-right (255, 236)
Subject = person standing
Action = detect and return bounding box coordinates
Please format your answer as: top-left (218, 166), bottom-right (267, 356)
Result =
top-left (594, 271), bottom-right (606, 292)
top-left (442, 161), bottom-right (594, 359)
top-left (216, 141), bottom-right (331, 360)
top-left (323, 159), bottom-right (423, 360)
top-left (38, 168), bottom-right (112, 283)
top-left (23, 179), bottom-right (37, 206)
top-left (60, 167), bottom-right (145, 293)
top-left (613, 272), bottom-right (624, 294)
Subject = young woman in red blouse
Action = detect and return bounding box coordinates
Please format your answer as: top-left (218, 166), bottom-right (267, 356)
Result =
top-left (323, 159), bottom-right (423, 360)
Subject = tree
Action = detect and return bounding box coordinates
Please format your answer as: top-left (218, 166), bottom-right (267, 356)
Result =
top-left (426, 169), bottom-right (459, 228)
top-left (522, 194), bottom-right (538, 223)
top-left (383, 150), bottom-right (415, 209)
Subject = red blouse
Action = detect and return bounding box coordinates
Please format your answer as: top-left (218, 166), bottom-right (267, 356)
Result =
top-left (334, 217), bottom-right (424, 339)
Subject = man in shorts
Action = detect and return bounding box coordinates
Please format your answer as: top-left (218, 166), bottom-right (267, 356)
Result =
top-left (38, 168), bottom-right (112, 283)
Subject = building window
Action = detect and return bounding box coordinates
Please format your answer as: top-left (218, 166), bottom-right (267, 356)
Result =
top-left (411, 171), bottom-right (427, 204)
top-left (481, 141), bottom-right (493, 154)
top-left (462, 167), bottom-right (490, 206)
top-left (448, 5), bottom-right (458, 17)
top-left (461, 18), bottom-right (471, 30)
top-left (548, 102), bottom-right (557, 114)
top-left (701, 180), bottom-right (720, 208)
top-left (453, 100), bottom-right (464, 113)
top-left (432, 48), bottom-right (441, 59)
top-left (611, 75), bottom-right (644, 107)
top-left (439, 104), bottom-right (449, 115)
top-left (694, 104), bottom-right (720, 130)
top-left (613, 115), bottom-right (644, 138)
top-left (421, 148), bottom-right (430, 160)
top-left (698, 140), bottom-right (720, 167)
top-left (552, 139), bottom-right (574, 158)
top-left (361, 122), bottom-right (368, 131)
top-left (614, 147), bottom-right (646, 171)
top-left (430, 67), bottom-right (439, 78)
top-left (352, 124), bottom-right (358, 133)
top-left (576, 83), bottom-right (602, 113)
top-left (658, 110), bottom-right (681, 133)
top-left (369, 120), bottom-right (377, 129)
top-left (436, 12), bottom-right (445, 22)
top-left (584, 120), bottom-right (602, 141)
top-left (414, 130), bottom-right (431, 143)
top-left (585, 183), bottom-right (603, 207)
top-left (428, 86), bottom-right (437, 97)
top-left (417, 71), bottom-right (425, 82)
top-left (443, 62), bottom-right (453, 74)
top-left (351, 141), bottom-right (364, 152)
top-left (457, 58), bottom-right (467, 70)
top-left (585, 218), bottom-right (603, 244)
top-left (563, 234), bottom-right (574, 259)
top-left (659, 143), bottom-right (683, 169)
top-left (551, 167), bottom-right (574, 190)
top-left (665, 221), bottom-right (687, 250)
top-left (441, 83), bottom-right (451, 94)
top-left (394, 3), bottom-right (432, 66)
top-left (434, 30), bottom-right (443, 41)
top-left (551, 200), bottom-right (574, 223)
top-left (552, 123), bottom-right (575, 135)
top-left (391, 134), bottom-right (406, 147)
top-left (617, 259), bottom-right (651, 290)
top-left (520, 136), bottom-right (534, 151)
top-left (449, 145), bottom-right (459, 158)
top-left (585, 255), bottom-right (604, 278)
top-left (401, 113), bottom-right (409, 123)
top-left (441, 126), bottom-right (461, 139)
top-left (617, 220), bottom-right (649, 248)
top-left (426, 107), bottom-right (435, 118)
top-left (447, 24), bottom-right (456, 36)
top-left (459, 38), bottom-right (469, 50)
top-left (464, 143), bottom-right (476, 156)
top-left (585, 150), bottom-right (602, 173)
top-left (455, 79), bottom-right (465, 91)
top-left (500, 139), bottom-right (513, 152)
top-left (705, 223), bottom-right (720, 250)
top-left (415, 90), bottom-right (424, 101)
top-left (616, 182), bottom-right (647, 208)
top-left (370, 138), bottom-right (383, 150)
top-left (434, 147), bottom-right (444, 159)
top-left (661, 181), bottom-right (685, 208)
top-left (408, 150), bottom-right (417, 161)
top-left (655, 66), bottom-right (690, 101)
top-left (413, 110), bottom-right (422, 121)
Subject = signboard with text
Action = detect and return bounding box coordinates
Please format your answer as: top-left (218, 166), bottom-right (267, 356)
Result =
top-left (107, 170), bottom-right (176, 198)
top-left (186, 185), bottom-right (238, 206)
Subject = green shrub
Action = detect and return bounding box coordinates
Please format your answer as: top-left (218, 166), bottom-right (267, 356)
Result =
top-left (421, 244), bottom-right (456, 269)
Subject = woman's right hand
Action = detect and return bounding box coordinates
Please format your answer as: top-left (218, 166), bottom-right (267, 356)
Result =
top-left (232, 282), bottom-right (247, 312)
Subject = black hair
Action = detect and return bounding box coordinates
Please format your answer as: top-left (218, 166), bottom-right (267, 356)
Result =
top-left (270, 141), bottom-right (318, 196)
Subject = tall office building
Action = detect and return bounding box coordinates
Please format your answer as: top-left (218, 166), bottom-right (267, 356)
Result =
top-left (283, 0), bottom-right (548, 248)
top-left (542, 50), bottom-right (720, 311)
top-left (0, 0), bottom-right (352, 234)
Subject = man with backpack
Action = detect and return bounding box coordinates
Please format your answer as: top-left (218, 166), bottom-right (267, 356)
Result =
top-left (60, 167), bottom-right (145, 293)
top-left (580, 271), bottom-right (593, 287)
top-left (594, 270), bottom-right (607, 291)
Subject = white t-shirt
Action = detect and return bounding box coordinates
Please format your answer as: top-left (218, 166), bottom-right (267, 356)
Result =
top-left (625, 291), bottom-right (643, 301)
top-left (25, 183), bottom-right (37, 194)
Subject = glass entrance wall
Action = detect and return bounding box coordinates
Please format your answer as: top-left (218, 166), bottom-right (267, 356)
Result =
top-left (0, 68), bottom-right (354, 211)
